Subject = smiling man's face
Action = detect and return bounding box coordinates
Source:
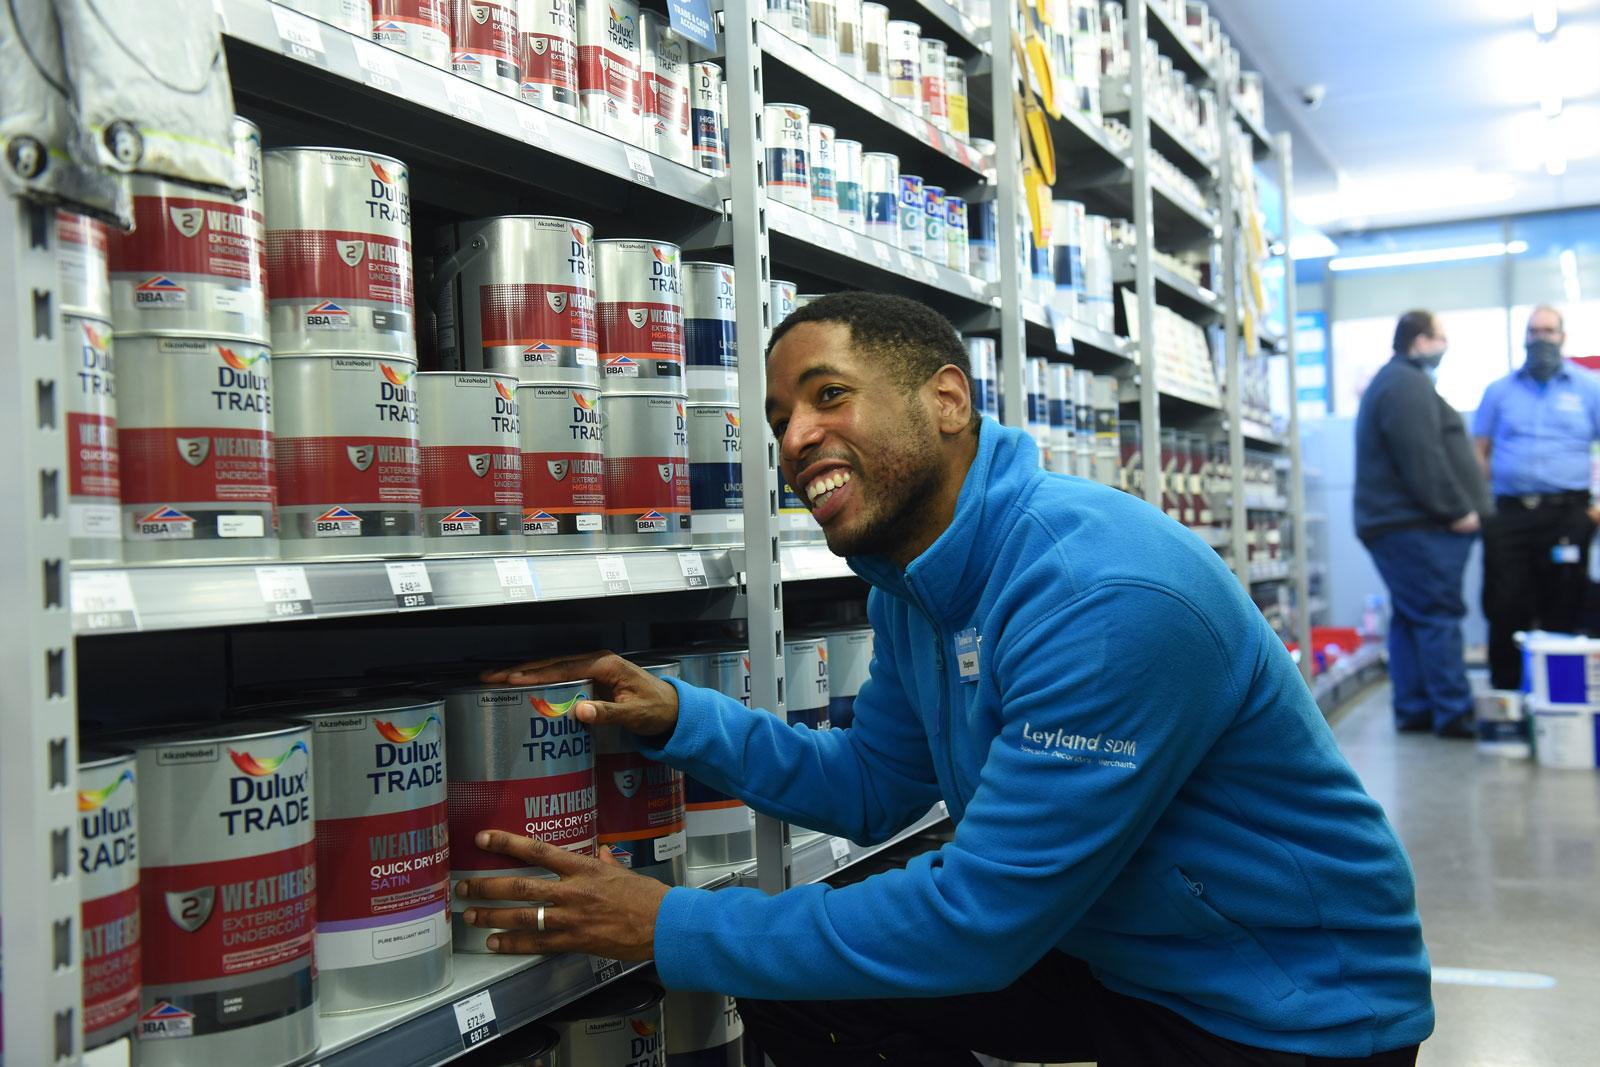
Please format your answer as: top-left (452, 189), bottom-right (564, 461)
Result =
top-left (764, 320), bottom-right (948, 560)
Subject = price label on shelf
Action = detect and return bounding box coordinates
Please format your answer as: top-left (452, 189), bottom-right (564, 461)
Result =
top-left (597, 555), bottom-right (631, 594)
top-left (441, 72), bottom-right (486, 123)
top-left (352, 39), bottom-right (402, 94)
top-left (71, 570), bottom-right (138, 632)
top-left (452, 989), bottom-right (499, 1051)
top-left (677, 551), bottom-right (708, 588)
top-left (590, 956), bottom-right (625, 983)
top-left (623, 146), bottom-right (658, 188)
top-left (829, 837), bottom-right (850, 866)
top-left (494, 557), bottom-right (540, 601)
top-left (255, 566), bottom-right (313, 619)
top-left (515, 105), bottom-right (553, 150)
top-left (384, 561), bottom-right (435, 609)
top-left (270, 6), bottom-right (328, 65)
top-left (870, 242), bottom-right (892, 266)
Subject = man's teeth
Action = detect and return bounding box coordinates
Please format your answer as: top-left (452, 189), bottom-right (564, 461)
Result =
top-left (806, 470), bottom-right (851, 505)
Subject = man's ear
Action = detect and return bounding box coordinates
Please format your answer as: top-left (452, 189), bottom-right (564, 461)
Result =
top-left (930, 364), bottom-right (974, 435)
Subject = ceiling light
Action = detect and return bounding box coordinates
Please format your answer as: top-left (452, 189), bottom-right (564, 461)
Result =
top-left (1533, 0), bottom-right (1559, 36)
top-left (1290, 232), bottom-right (1339, 260)
top-left (1297, 173), bottom-right (1518, 227)
top-left (1327, 242), bottom-right (1529, 273)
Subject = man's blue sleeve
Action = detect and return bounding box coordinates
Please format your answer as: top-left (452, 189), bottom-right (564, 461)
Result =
top-left (649, 582), bottom-right (1243, 999)
top-left (1472, 381), bottom-right (1501, 439)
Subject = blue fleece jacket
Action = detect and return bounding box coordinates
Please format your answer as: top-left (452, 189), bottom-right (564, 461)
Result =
top-left (644, 421), bottom-right (1434, 1057)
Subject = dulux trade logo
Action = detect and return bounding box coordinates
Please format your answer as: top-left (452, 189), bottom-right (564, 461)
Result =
top-left (78, 768), bottom-right (135, 812)
top-left (530, 690), bottom-right (588, 718)
top-left (375, 714), bottom-right (440, 743)
top-left (228, 740), bottom-right (310, 776)
top-left (219, 345), bottom-right (267, 371)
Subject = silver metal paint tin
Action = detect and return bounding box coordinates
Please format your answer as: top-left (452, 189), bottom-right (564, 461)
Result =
top-left (602, 392), bottom-right (692, 547)
top-left (78, 749), bottom-right (140, 1049)
top-left (548, 978), bottom-right (666, 1067)
top-left (691, 62), bottom-right (726, 176)
top-left (779, 479), bottom-right (825, 543)
top-left (886, 20), bottom-right (920, 110)
top-left (272, 353), bottom-right (423, 560)
top-left (433, 215), bottom-right (598, 386)
top-left (861, 2), bottom-right (890, 94)
top-left (65, 315), bottom-right (121, 562)
top-left (919, 37), bottom-right (948, 130)
top-left (518, 0), bottom-right (579, 117)
top-left (897, 172), bottom-right (923, 255)
top-left (519, 382), bottom-right (605, 549)
top-left (686, 403), bottom-right (743, 546)
top-left (833, 138), bottom-right (864, 233)
top-left (443, 681), bottom-right (596, 953)
top-left (1047, 361), bottom-right (1074, 475)
top-left (593, 657), bottom-right (686, 885)
top-left (641, 11), bottom-right (692, 165)
top-left (965, 336), bottom-right (996, 419)
top-left (302, 701), bottom-right (452, 1013)
top-left (797, 625), bottom-right (873, 730)
top-left (594, 238), bottom-right (685, 394)
top-left (681, 262), bottom-right (738, 403)
top-left (945, 194), bottom-right (968, 273)
top-left (664, 991), bottom-right (743, 1066)
top-left (784, 635), bottom-right (830, 730)
top-left (808, 122), bottom-right (838, 222)
top-left (764, 103), bottom-right (811, 209)
top-left (295, 0), bottom-right (368, 34)
top-left (1025, 356), bottom-right (1049, 454)
top-left (57, 208), bottom-right (112, 320)
top-left (417, 371), bottom-right (523, 552)
top-left (862, 151), bottom-right (898, 246)
top-left (835, 0), bottom-right (864, 80)
top-left (130, 721), bottom-right (317, 1065)
top-left (373, 0), bottom-right (452, 69)
top-left (770, 279), bottom-right (798, 326)
top-left (264, 147), bottom-right (415, 357)
top-left (1092, 374), bottom-right (1120, 485)
top-left (115, 335), bottom-right (277, 563)
top-left (1072, 368), bottom-right (1094, 480)
top-left (673, 646), bottom-right (755, 866)
top-left (576, 0), bottom-right (642, 144)
top-left (451, 0), bottom-right (521, 95)
top-left (808, 0), bottom-right (837, 61)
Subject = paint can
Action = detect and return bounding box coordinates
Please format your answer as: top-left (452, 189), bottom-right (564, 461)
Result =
top-left (673, 646), bottom-right (755, 866)
top-left (1530, 703), bottom-right (1600, 769)
top-left (1025, 356), bottom-right (1049, 454)
top-left (273, 353), bottom-right (423, 560)
top-left (518, 383), bottom-right (605, 549)
top-left (518, 0), bottom-right (579, 117)
top-left (58, 209), bottom-right (112, 320)
top-left (664, 991), bottom-right (744, 1067)
top-left (294, 0), bottom-right (368, 34)
top-left (595, 238), bottom-right (686, 393)
top-left (691, 62), bottom-right (726, 176)
top-left (1050, 199), bottom-right (1086, 323)
top-left (418, 371), bottom-right (523, 552)
top-left (594, 656), bottom-right (687, 884)
top-left (944, 195), bottom-right (968, 273)
top-left (764, 103), bottom-right (811, 209)
top-left (945, 55), bottom-right (969, 139)
top-left (576, 0), bottom-right (643, 144)
top-left (885, 20), bottom-right (920, 110)
top-left (770, 279), bottom-right (798, 325)
top-left (780, 480), bottom-right (824, 543)
top-left (265, 147), bottom-right (415, 357)
top-left (602, 392), bottom-right (691, 547)
top-left (641, 12), bottom-right (692, 165)
top-left (919, 37), bottom-right (948, 130)
top-left (965, 336), bottom-right (996, 419)
top-left (861, 2), bottom-right (890, 94)
top-left (808, 0), bottom-right (837, 61)
top-left (1047, 361), bottom-right (1074, 475)
top-left (451, 0), bottom-right (520, 94)
top-left (923, 184), bottom-right (945, 259)
top-left (797, 625), bottom-right (872, 729)
top-left (835, 0), bottom-right (864, 79)
top-left (433, 215), bottom-right (598, 386)
top-left (1084, 214), bottom-right (1114, 332)
top-left (862, 151), bottom-right (898, 246)
top-left (687, 403), bottom-right (743, 546)
top-left (455, 1024), bottom-right (560, 1065)
top-left (897, 173), bottom-right (924, 255)
top-left (833, 138), bottom-right (864, 233)
top-left (1092, 375), bottom-right (1120, 485)
top-left (65, 316), bottom-right (121, 563)
top-left (548, 978), bottom-right (665, 1067)
top-left (302, 701), bottom-right (452, 1013)
top-left (107, 117), bottom-right (267, 343)
top-left (1072, 368), bottom-right (1094, 479)
top-left (764, 0), bottom-right (806, 42)
top-left (78, 749), bottom-right (140, 1050)
top-left (784, 635), bottom-right (830, 730)
top-left (969, 197), bottom-right (998, 282)
top-left (130, 721), bottom-right (317, 1064)
top-left (373, 0), bottom-right (453, 69)
top-left (1473, 690), bottom-right (1530, 760)
top-left (115, 336), bottom-right (277, 562)
top-left (681, 262), bottom-right (738, 403)
top-left (809, 122), bottom-right (838, 222)
top-left (443, 681), bottom-right (597, 953)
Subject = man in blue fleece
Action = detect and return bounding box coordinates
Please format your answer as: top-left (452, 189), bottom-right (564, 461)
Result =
top-left (459, 293), bottom-right (1434, 1065)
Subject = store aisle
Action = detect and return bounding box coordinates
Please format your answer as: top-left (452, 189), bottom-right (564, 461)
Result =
top-left (1332, 683), bottom-right (1600, 1066)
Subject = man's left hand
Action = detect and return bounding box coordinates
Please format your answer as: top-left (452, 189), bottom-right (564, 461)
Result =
top-left (1587, 504), bottom-right (1600, 526)
top-left (455, 831), bottom-right (669, 959)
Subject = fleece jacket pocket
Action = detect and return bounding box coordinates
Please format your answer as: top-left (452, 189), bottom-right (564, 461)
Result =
top-left (1166, 867), bottom-right (1298, 1001)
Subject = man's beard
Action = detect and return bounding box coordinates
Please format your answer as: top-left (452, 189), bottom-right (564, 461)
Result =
top-left (823, 411), bottom-right (945, 559)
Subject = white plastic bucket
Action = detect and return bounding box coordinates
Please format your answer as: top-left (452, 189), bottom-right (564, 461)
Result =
top-left (1515, 631), bottom-right (1600, 707)
top-left (1529, 704), bottom-right (1600, 769)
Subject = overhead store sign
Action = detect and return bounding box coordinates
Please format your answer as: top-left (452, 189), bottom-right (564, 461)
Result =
top-left (668, 0), bottom-right (716, 50)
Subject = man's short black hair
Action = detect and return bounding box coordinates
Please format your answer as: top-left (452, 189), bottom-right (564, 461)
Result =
top-left (1392, 309), bottom-right (1437, 355)
top-left (766, 291), bottom-right (971, 394)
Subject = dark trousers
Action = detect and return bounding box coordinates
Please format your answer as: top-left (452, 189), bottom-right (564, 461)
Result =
top-left (1362, 527), bottom-right (1475, 730)
top-left (1482, 494), bottom-right (1595, 690)
top-left (738, 951), bottom-right (1419, 1067)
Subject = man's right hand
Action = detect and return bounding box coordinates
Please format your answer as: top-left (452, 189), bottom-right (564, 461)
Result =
top-left (479, 651), bottom-right (681, 740)
top-left (1450, 511), bottom-right (1481, 534)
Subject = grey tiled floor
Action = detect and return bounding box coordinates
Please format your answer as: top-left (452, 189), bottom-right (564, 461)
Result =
top-left (1332, 683), bottom-right (1600, 1067)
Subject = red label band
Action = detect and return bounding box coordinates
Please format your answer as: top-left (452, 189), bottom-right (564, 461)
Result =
top-left (479, 282), bottom-right (595, 349)
top-left (315, 803), bottom-right (449, 923)
top-left (82, 884), bottom-right (141, 1035)
top-left (68, 411), bottom-right (121, 499)
top-left (421, 444), bottom-right (521, 508)
top-left (643, 76), bottom-right (688, 131)
top-left (277, 434), bottom-right (420, 507)
top-left (523, 450), bottom-right (604, 512)
top-left (577, 45), bottom-right (641, 110)
top-left (119, 427), bottom-right (275, 505)
top-left (449, 770), bottom-right (597, 870)
top-left (266, 228), bottom-right (414, 307)
top-left (604, 455), bottom-right (690, 513)
top-left (140, 843), bottom-right (317, 986)
top-left (522, 34), bottom-right (576, 88)
top-left (109, 195), bottom-right (265, 283)
top-left (595, 751), bottom-right (686, 839)
top-left (59, 212), bottom-right (109, 255)
top-left (597, 301), bottom-right (684, 360)
top-left (452, 0), bottom-right (518, 61)
top-left (376, 0), bottom-right (449, 29)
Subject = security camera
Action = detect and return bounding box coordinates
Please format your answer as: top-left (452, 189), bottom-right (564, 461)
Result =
top-left (1299, 84), bottom-right (1326, 110)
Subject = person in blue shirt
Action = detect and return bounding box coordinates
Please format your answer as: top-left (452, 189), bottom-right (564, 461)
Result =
top-left (1473, 305), bottom-right (1600, 690)
top-left (457, 293), bottom-right (1433, 1065)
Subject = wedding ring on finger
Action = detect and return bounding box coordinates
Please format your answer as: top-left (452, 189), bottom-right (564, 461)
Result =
top-left (537, 904), bottom-right (547, 932)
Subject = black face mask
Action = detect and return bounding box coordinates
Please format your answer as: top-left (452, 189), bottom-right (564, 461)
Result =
top-left (1409, 352), bottom-right (1443, 374)
top-left (1525, 339), bottom-right (1564, 382)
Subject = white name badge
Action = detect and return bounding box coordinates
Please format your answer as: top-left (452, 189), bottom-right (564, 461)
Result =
top-left (955, 628), bottom-right (980, 681)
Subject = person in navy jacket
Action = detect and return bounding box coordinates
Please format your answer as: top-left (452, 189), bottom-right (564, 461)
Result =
top-left (459, 293), bottom-right (1434, 1065)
